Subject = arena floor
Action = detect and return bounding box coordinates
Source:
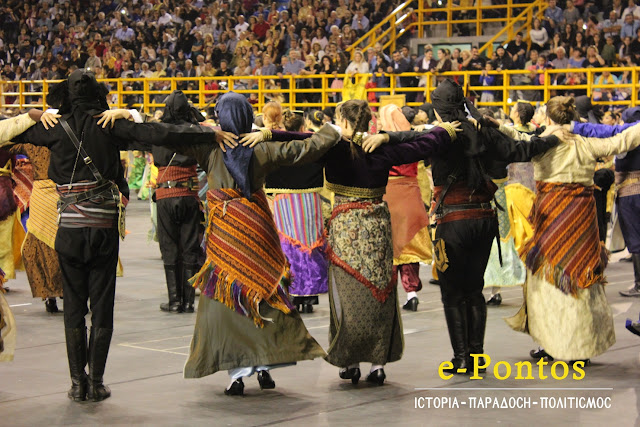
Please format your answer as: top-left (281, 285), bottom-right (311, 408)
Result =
top-left (1, 199), bottom-right (639, 426)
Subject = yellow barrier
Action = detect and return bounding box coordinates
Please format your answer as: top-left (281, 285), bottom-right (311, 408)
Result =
top-left (1, 67), bottom-right (638, 114)
top-left (347, 0), bottom-right (546, 57)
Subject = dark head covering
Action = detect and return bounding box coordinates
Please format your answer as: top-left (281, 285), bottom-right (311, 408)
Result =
top-left (418, 102), bottom-right (436, 123)
top-left (575, 95), bottom-right (602, 124)
top-left (622, 107), bottom-right (640, 124)
top-left (215, 92), bottom-right (255, 198)
top-left (431, 79), bottom-right (488, 188)
top-left (401, 106), bottom-right (416, 124)
top-left (48, 68), bottom-right (110, 116)
top-left (162, 90), bottom-right (205, 125)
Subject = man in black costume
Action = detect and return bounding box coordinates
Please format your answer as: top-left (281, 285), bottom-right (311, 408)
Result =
top-left (155, 91), bottom-right (204, 314)
top-left (10, 69), bottom-right (225, 402)
top-left (382, 80), bottom-right (559, 374)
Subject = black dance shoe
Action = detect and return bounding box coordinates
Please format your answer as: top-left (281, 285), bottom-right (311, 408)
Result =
top-left (224, 379), bottom-right (244, 396)
top-left (87, 382), bottom-right (111, 402)
top-left (257, 371), bottom-right (276, 389)
top-left (339, 367), bottom-right (361, 384)
top-left (569, 359), bottom-right (590, 366)
top-left (486, 294), bottom-right (502, 306)
top-left (441, 358), bottom-right (470, 375)
top-left (530, 348), bottom-right (554, 361)
top-left (429, 279), bottom-right (439, 286)
top-left (45, 298), bottom-right (60, 313)
top-left (366, 368), bottom-right (386, 386)
top-left (402, 297), bottom-right (419, 312)
top-left (301, 303), bottom-right (314, 313)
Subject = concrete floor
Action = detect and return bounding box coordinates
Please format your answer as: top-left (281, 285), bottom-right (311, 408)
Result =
top-left (1, 199), bottom-right (639, 426)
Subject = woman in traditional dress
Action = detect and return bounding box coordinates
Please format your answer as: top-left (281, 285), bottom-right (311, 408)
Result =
top-left (379, 105), bottom-right (432, 312)
top-left (0, 109), bottom-right (60, 360)
top-left (501, 96), bottom-right (640, 362)
top-left (265, 110), bottom-right (329, 313)
top-left (247, 99), bottom-right (461, 385)
top-left (118, 92), bottom-right (341, 396)
top-left (484, 102), bottom-right (538, 306)
top-left (7, 143), bottom-right (65, 313)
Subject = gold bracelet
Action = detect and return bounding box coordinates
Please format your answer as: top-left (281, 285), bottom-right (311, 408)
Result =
top-left (438, 123), bottom-right (457, 141)
top-left (261, 128), bottom-right (273, 141)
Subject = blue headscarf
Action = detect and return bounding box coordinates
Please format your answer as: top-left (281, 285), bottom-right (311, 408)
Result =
top-left (215, 92), bottom-right (255, 198)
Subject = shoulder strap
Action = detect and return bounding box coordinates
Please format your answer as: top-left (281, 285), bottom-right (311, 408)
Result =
top-left (59, 118), bottom-right (104, 182)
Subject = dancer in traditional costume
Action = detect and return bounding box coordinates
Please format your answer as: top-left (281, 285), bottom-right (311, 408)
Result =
top-left (382, 80), bottom-right (559, 375)
top-left (568, 110), bottom-right (640, 299)
top-left (143, 92), bottom-right (340, 396)
top-left (7, 143), bottom-right (64, 313)
top-left (484, 102), bottom-right (539, 306)
top-left (154, 91), bottom-right (205, 314)
top-left (0, 109), bottom-right (58, 360)
top-left (502, 96), bottom-right (640, 362)
top-left (379, 105), bottom-right (432, 312)
top-left (6, 69), bottom-right (219, 402)
top-left (251, 99), bottom-right (461, 385)
top-left (265, 110), bottom-right (328, 313)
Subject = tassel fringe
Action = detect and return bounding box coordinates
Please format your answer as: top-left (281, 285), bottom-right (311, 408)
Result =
top-left (189, 260), bottom-right (294, 328)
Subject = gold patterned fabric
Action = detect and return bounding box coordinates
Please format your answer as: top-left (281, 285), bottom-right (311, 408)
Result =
top-left (26, 179), bottom-right (59, 250)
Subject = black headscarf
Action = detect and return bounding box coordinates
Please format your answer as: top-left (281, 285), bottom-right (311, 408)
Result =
top-left (431, 79), bottom-right (488, 189)
top-left (575, 95), bottom-right (602, 124)
top-left (215, 92), bottom-right (255, 198)
top-left (47, 69), bottom-right (110, 116)
top-left (162, 90), bottom-right (205, 125)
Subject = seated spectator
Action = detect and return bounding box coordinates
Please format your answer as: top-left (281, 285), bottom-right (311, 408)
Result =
top-left (620, 13), bottom-right (639, 40)
top-left (346, 49), bottom-right (369, 74)
top-left (569, 47), bottom-right (586, 68)
top-left (530, 19), bottom-right (549, 53)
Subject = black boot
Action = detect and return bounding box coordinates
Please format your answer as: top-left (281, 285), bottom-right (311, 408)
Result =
top-left (467, 297), bottom-right (487, 373)
top-left (257, 370), bottom-right (276, 389)
top-left (620, 254), bottom-right (640, 297)
top-left (442, 304), bottom-right (469, 375)
top-left (45, 298), bottom-right (60, 313)
top-left (182, 264), bottom-right (198, 313)
top-left (65, 328), bottom-right (88, 402)
top-left (87, 327), bottom-right (113, 402)
top-left (160, 264), bottom-right (183, 312)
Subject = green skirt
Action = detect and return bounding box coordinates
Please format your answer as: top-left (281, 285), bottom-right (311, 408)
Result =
top-left (184, 296), bottom-right (326, 378)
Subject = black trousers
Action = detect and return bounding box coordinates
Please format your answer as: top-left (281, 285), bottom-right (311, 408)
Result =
top-left (594, 168), bottom-right (615, 243)
top-left (435, 217), bottom-right (497, 307)
top-left (156, 196), bottom-right (202, 266)
top-left (56, 227), bottom-right (119, 330)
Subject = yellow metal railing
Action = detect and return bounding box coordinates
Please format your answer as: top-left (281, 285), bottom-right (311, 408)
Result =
top-left (346, 0), bottom-right (545, 57)
top-left (1, 68), bottom-right (638, 114)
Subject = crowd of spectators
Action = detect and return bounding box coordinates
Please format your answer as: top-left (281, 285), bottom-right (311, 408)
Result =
top-left (0, 0), bottom-right (404, 108)
top-left (0, 0), bottom-right (638, 109)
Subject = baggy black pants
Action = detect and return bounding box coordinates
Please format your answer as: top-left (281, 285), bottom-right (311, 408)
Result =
top-left (56, 227), bottom-right (119, 329)
top-left (156, 196), bottom-right (202, 266)
top-left (435, 217), bottom-right (497, 307)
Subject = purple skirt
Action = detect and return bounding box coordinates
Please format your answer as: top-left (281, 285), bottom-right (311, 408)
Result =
top-left (272, 192), bottom-right (328, 296)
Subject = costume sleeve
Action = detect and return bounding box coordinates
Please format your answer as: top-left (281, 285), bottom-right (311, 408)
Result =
top-left (257, 124), bottom-right (340, 175)
top-left (498, 124), bottom-right (534, 141)
top-left (582, 123), bottom-right (640, 158)
top-left (107, 120), bottom-right (216, 149)
top-left (0, 113), bottom-right (38, 147)
top-left (367, 127), bottom-right (453, 170)
top-left (571, 121), bottom-right (638, 138)
top-left (269, 129), bottom-right (313, 141)
top-left (486, 129), bottom-right (559, 163)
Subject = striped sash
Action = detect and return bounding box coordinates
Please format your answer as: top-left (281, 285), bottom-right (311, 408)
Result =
top-left (56, 181), bottom-right (118, 229)
top-left (189, 188), bottom-right (294, 327)
top-left (521, 181), bottom-right (609, 295)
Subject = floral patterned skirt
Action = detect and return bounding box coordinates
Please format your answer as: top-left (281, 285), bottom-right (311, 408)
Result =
top-left (324, 196), bottom-right (403, 367)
